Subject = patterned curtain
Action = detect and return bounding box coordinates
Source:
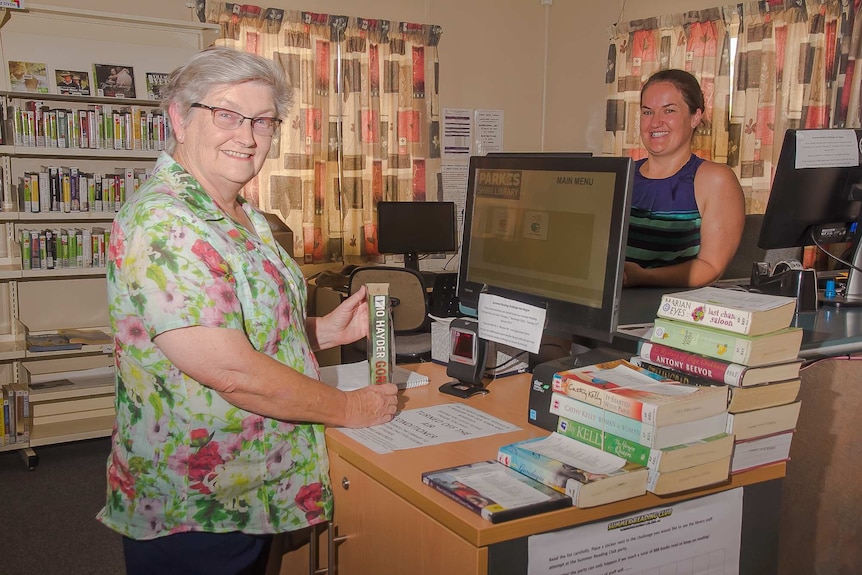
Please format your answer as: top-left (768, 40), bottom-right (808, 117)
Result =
top-left (731, 0), bottom-right (852, 214)
top-left (200, 3), bottom-right (442, 264)
top-left (603, 7), bottom-right (735, 163)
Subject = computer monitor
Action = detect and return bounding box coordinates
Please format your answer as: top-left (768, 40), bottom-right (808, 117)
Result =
top-left (457, 154), bottom-right (634, 344)
top-left (758, 129), bottom-right (862, 306)
top-left (376, 201), bottom-right (458, 272)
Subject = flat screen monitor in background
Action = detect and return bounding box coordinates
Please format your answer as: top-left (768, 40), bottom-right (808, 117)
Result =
top-left (376, 201), bottom-right (458, 272)
top-left (758, 129), bottom-right (862, 307)
top-left (457, 154), bottom-right (634, 345)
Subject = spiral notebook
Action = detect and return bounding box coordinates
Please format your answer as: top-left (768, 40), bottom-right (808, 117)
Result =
top-left (318, 360), bottom-right (430, 391)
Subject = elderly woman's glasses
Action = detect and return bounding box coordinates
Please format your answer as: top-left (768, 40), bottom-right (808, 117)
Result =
top-left (190, 103), bottom-right (282, 137)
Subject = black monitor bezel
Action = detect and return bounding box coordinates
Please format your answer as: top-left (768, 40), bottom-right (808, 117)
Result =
top-left (759, 128), bottom-right (862, 250)
top-left (376, 200), bottom-right (458, 255)
top-left (457, 154), bottom-right (634, 343)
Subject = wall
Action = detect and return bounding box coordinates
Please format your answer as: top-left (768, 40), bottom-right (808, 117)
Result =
top-left (65, 0), bottom-right (727, 154)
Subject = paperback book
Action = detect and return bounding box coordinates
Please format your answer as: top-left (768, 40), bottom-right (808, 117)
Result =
top-left (650, 317), bottom-right (802, 367)
top-left (548, 391), bottom-right (729, 449)
top-left (637, 341), bottom-right (803, 387)
top-left (421, 460), bottom-right (571, 523)
top-left (646, 455), bottom-right (731, 495)
top-left (552, 359), bottom-right (728, 427)
top-left (496, 434), bottom-right (648, 508)
top-left (555, 413), bottom-right (734, 473)
top-left (656, 287), bottom-right (796, 336)
top-left (730, 431), bottom-right (794, 473)
top-left (25, 333), bottom-right (83, 352)
top-left (725, 401), bottom-right (802, 441)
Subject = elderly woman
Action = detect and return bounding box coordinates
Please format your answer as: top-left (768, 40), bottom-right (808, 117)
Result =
top-left (97, 46), bottom-right (398, 574)
top-left (624, 69), bottom-right (745, 288)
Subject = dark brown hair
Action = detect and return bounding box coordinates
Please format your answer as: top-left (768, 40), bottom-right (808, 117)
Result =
top-left (640, 69), bottom-right (704, 115)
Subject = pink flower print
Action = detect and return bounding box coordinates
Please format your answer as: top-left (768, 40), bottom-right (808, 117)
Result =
top-left (115, 315), bottom-right (150, 347)
top-left (274, 298), bottom-right (293, 330)
top-left (266, 442), bottom-right (294, 476)
top-left (191, 239), bottom-right (230, 278)
top-left (146, 412), bottom-right (170, 444)
top-left (199, 306), bottom-right (227, 327)
top-left (168, 226), bottom-right (189, 249)
top-left (262, 260), bottom-right (285, 287)
top-left (167, 444), bottom-right (190, 476)
top-left (188, 431), bottom-right (224, 495)
top-left (295, 483), bottom-right (325, 522)
top-left (205, 281), bottom-right (240, 314)
top-left (108, 224), bottom-right (125, 266)
top-left (107, 448), bottom-right (136, 499)
top-left (240, 415), bottom-right (265, 442)
top-left (154, 281), bottom-right (186, 315)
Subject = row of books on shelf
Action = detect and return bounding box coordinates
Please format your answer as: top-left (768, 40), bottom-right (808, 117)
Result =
top-left (7, 101), bottom-right (168, 151)
top-left (20, 226), bottom-right (110, 270)
top-left (19, 165), bottom-right (148, 214)
top-left (423, 287), bottom-right (804, 523)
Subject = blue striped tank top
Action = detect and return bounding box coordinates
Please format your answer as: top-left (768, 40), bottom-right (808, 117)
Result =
top-left (626, 154), bottom-right (704, 269)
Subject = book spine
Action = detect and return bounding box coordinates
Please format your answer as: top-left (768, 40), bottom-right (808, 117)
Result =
top-left (555, 416), bottom-right (651, 466)
top-left (554, 373), bottom-right (659, 424)
top-left (548, 392), bottom-right (655, 445)
top-left (657, 294), bottom-right (754, 335)
top-left (367, 283), bottom-right (392, 384)
top-left (638, 341), bottom-right (745, 386)
top-left (629, 357), bottom-right (717, 387)
top-left (495, 445), bottom-right (569, 493)
top-left (651, 318), bottom-right (754, 365)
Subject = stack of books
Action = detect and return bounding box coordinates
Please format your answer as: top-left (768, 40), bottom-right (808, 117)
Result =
top-left (548, 359), bottom-right (733, 495)
top-left (636, 287), bottom-right (803, 475)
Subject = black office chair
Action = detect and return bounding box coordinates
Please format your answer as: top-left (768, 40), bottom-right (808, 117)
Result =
top-left (722, 213), bottom-right (802, 281)
top-left (347, 266), bottom-right (433, 363)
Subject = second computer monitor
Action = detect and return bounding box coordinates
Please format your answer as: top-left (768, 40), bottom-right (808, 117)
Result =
top-left (376, 201), bottom-right (458, 272)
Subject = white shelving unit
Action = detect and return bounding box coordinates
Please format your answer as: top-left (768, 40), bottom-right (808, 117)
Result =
top-left (0, 5), bottom-right (218, 463)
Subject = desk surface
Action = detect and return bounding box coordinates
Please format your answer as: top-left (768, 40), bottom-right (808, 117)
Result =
top-left (325, 363), bottom-right (785, 549)
top-left (617, 287), bottom-right (862, 360)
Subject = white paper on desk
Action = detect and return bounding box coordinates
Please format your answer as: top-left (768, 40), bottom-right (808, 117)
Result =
top-left (318, 361), bottom-right (429, 390)
top-left (528, 488), bottom-right (742, 575)
top-left (338, 403), bottom-right (520, 454)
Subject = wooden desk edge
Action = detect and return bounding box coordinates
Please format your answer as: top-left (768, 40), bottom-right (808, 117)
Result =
top-left (325, 364), bottom-right (787, 548)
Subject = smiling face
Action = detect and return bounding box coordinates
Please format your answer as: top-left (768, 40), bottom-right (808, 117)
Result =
top-left (170, 81), bottom-right (276, 202)
top-left (639, 81), bottom-right (702, 159)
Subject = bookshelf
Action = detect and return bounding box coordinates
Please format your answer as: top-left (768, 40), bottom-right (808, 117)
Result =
top-left (0, 5), bottom-right (218, 458)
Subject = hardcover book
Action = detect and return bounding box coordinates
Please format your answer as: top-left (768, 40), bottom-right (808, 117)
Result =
top-left (552, 359), bottom-right (728, 427)
top-left (366, 283), bottom-right (393, 384)
top-left (646, 455), bottom-right (731, 495)
top-left (496, 434), bottom-right (648, 508)
top-left (555, 413), bottom-right (734, 473)
top-left (730, 431), bottom-right (794, 474)
top-left (549, 391), bottom-right (728, 449)
top-left (93, 64), bottom-right (136, 98)
top-left (725, 401), bottom-right (802, 441)
top-left (650, 317), bottom-right (802, 367)
top-left (637, 341), bottom-right (803, 387)
top-left (656, 287), bottom-right (796, 336)
top-left (55, 70), bottom-right (91, 96)
top-left (421, 460), bottom-right (571, 523)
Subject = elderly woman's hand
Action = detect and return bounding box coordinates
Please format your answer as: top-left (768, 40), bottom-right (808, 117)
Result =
top-left (308, 285), bottom-right (369, 351)
top-left (341, 382), bottom-right (399, 427)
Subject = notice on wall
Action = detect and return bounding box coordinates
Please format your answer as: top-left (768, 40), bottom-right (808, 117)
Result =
top-left (475, 109), bottom-right (504, 155)
top-left (478, 293), bottom-right (546, 354)
top-left (527, 488), bottom-right (743, 575)
top-left (443, 108), bottom-right (473, 157)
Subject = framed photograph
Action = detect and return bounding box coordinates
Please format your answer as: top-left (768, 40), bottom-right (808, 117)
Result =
top-left (145, 72), bottom-right (169, 100)
top-left (93, 63), bottom-right (136, 98)
top-left (9, 60), bottom-right (49, 93)
top-left (55, 69), bottom-right (91, 96)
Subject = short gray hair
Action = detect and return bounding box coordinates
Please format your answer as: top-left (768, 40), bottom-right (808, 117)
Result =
top-left (160, 45), bottom-right (292, 153)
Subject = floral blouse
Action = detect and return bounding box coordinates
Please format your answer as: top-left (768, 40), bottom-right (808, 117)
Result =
top-left (97, 153), bottom-right (332, 540)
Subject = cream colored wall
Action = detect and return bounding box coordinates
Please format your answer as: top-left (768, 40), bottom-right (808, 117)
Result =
top-left (66, 0), bottom-right (727, 154)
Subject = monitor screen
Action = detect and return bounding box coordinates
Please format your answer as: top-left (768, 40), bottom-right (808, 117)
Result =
top-left (457, 154), bottom-right (634, 343)
top-left (376, 201), bottom-right (458, 271)
top-left (758, 129), bottom-right (862, 306)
